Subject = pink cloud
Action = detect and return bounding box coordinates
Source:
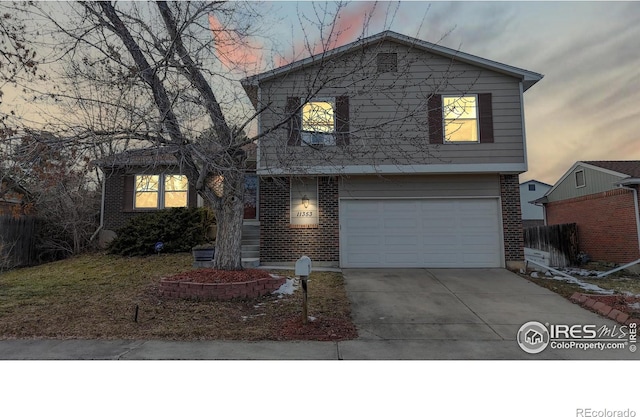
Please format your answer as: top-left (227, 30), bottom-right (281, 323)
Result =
top-left (276, 2), bottom-right (382, 67)
top-left (208, 14), bottom-right (262, 71)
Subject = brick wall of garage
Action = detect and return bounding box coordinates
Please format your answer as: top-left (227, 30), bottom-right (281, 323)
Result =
top-left (545, 188), bottom-right (640, 264)
top-left (500, 174), bottom-right (524, 264)
top-left (259, 176), bottom-right (339, 264)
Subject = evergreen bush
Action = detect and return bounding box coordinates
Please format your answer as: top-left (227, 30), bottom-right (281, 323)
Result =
top-left (108, 207), bottom-right (215, 256)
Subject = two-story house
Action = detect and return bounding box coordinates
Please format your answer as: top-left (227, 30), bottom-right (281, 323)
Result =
top-left (520, 180), bottom-right (552, 228)
top-left (241, 31), bottom-right (542, 269)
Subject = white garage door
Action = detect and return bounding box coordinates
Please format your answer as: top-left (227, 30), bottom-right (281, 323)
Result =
top-left (340, 198), bottom-right (502, 268)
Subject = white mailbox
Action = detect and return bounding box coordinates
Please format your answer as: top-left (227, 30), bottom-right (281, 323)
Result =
top-left (295, 256), bottom-right (312, 277)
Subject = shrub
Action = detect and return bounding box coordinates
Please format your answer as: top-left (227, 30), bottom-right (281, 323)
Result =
top-left (108, 207), bottom-right (215, 256)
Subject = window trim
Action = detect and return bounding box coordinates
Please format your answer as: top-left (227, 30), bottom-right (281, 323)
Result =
top-left (133, 173), bottom-right (189, 210)
top-left (575, 170), bottom-right (586, 188)
top-left (528, 184), bottom-right (536, 191)
top-left (442, 94), bottom-right (480, 143)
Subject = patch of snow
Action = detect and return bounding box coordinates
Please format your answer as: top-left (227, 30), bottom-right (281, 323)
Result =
top-left (559, 268), bottom-right (600, 278)
top-left (628, 302), bottom-right (640, 311)
top-left (531, 272), bottom-right (539, 278)
top-left (623, 291), bottom-right (640, 298)
top-left (308, 316), bottom-right (317, 322)
top-left (241, 313), bottom-right (266, 321)
top-left (550, 275), bottom-right (614, 295)
top-left (545, 271), bottom-right (552, 277)
top-left (272, 278), bottom-right (298, 296)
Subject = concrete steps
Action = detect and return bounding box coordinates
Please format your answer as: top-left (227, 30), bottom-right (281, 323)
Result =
top-left (241, 220), bottom-right (260, 267)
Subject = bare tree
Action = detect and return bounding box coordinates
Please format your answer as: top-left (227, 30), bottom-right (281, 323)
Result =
top-left (13, 1), bottom-right (471, 270)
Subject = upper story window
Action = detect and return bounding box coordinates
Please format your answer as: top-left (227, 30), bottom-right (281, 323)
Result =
top-left (134, 174), bottom-right (188, 209)
top-left (528, 184), bottom-right (536, 191)
top-left (442, 95), bottom-right (479, 143)
top-left (575, 170), bottom-right (586, 188)
top-left (287, 96), bottom-right (350, 147)
top-left (427, 93), bottom-right (493, 145)
top-left (301, 99), bottom-right (336, 146)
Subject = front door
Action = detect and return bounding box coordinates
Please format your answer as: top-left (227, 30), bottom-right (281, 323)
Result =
top-left (243, 174), bottom-right (257, 219)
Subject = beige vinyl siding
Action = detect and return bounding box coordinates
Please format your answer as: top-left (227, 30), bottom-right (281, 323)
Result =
top-left (257, 41), bottom-right (526, 173)
top-left (546, 166), bottom-right (626, 202)
top-left (339, 174), bottom-right (500, 198)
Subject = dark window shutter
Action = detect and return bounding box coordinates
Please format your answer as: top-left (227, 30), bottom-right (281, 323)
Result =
top-left (286, 97), bottom-right (301, 146)
top-left (478, 93), bottom-right (494, 143)
top-left (335, 95), bottom-right (350, 146)
top-left (188, 180), bottom-right (198, 207)
top-left (123, 175), bottom-right (134, 211)
top-left (428, 94), bottom-right (443, 144)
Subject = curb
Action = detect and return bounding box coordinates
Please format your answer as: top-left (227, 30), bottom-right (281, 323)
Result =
top-left (570, 292), bottom-right (640, 326)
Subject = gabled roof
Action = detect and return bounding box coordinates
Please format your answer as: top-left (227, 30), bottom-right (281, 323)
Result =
top-left (520, 179), bottom-right (552, 187)
top-left (241, 30), bottom-right (544, 101)
top-left (583, 160), bottom-right (640, 179)
top-left (533, 160), bottom-right (640, 204)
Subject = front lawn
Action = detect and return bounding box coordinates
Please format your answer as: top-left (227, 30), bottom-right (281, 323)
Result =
top-left (0, 253), bottom-right (357, 340)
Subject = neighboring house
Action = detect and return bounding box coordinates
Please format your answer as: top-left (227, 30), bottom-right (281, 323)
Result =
top-left (520, 180), bottom-right (551, 228)
top-left (94, 146), bottom-right (259, 248)
top-left (0, 177), bottom-right (32, 216)
top-left (241, 30), bottom-right (543, 269)
top-left (535, 161), bottom-right (640, 265)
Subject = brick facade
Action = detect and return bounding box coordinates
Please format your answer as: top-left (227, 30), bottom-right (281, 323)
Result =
top-left (259, 176), bottom-right (339, 264)
top-left (500, 174), bottom-right (524, 266)
top-left (103, 169), bottom-right (132, 231)
top-left (546, 188), bottom-right (640, 264)
top-left (260, 174), bottom-right (524, 268)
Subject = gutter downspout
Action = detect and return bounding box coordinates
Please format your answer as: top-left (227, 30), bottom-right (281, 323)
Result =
top-left (90, 174), bottom-right (106, 242)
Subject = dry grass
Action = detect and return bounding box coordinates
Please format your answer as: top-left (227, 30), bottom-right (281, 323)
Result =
top-left (525, 272), bottom-right (640, 299)
top-left (0, 253), bottom-right (357, 340)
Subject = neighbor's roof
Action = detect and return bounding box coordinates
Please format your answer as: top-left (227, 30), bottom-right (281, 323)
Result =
top-left (520, 179), bottom-right (552, 187)
top-left (582, 160), bottom-right (640, 179)
top-left (94, 143), bottom-right (258, 169)
top-left (94, 146), bottom-right (181, 168)
top-left (241, 30), bottom-right (544, 101)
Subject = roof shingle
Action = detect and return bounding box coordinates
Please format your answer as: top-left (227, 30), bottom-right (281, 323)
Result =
top-left (583, 160), bottom-right (640, 178)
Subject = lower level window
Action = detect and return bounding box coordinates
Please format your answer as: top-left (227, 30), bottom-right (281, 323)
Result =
top-left (135, 174), bottom-right (188, 209)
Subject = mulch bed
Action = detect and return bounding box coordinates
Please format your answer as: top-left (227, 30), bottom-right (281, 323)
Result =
top-left (159, 268), bottom-right (359, 341)
top-left (163, 268), bottom-right (274, 283)
top-left (277, 316), bottom-right (358, 341)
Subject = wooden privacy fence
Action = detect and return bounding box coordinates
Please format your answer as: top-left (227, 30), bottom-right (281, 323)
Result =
top-left (0, 214), bottom-right (38, 270)
top-left (524, 223), bottom-right (578, 267)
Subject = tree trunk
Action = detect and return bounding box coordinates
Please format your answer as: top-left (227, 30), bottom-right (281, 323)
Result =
top-left (212, 171), bottom-right (245, 270)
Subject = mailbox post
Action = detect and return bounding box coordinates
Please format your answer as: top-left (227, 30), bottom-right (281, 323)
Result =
top-left (295, 256), bottom-right (312, 324)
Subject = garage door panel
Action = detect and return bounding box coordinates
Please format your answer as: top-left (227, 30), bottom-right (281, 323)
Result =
top-left (341, 198), bottom-right (502, 268)
top-left (385, 235), bottom-right (419, 245)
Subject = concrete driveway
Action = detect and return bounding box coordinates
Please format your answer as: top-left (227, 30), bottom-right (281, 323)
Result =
top-left (339, 268), bottom-right (639, 359)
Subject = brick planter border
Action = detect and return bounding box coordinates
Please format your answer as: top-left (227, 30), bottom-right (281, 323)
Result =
top-left (160, 275), bottom-right (287, 301)
top-left (570, 292), bottom-right (640, 326)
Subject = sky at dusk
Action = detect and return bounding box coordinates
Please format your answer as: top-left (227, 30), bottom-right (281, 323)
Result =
top-left (259, 1), bottom-right (640, 185)
top-left (4, 1), bottom-right (639, 187)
